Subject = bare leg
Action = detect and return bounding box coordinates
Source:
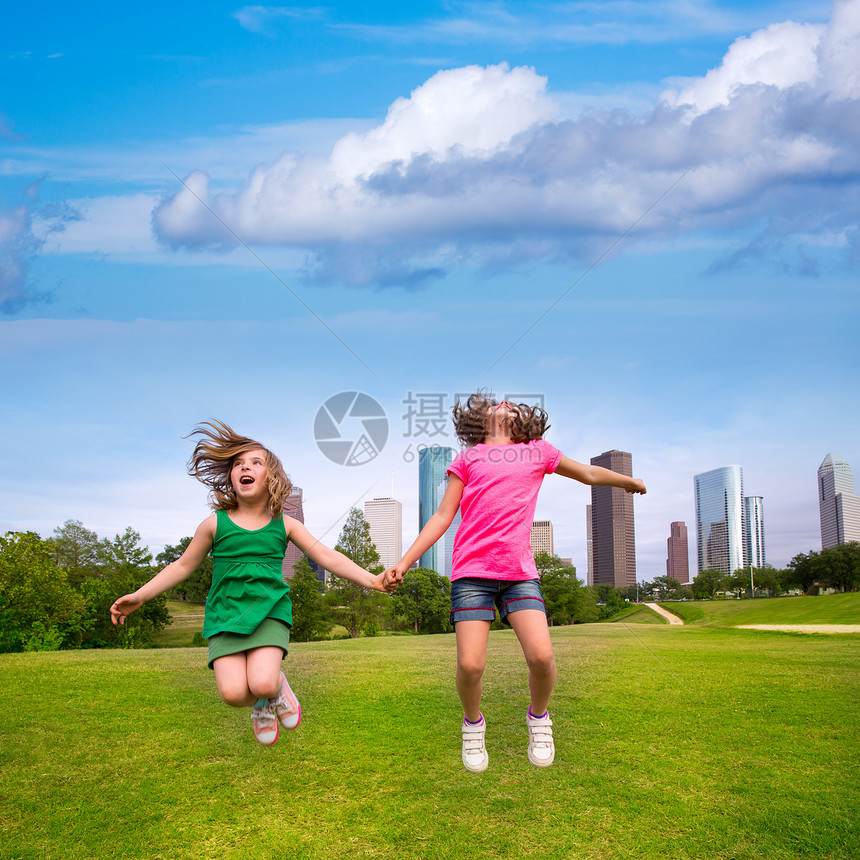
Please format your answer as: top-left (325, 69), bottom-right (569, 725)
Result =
top-left (455, 620), bottom-right (491, 721)
top-left (507, 610), bottom-right (557, 715)
top-left (212, 647), bottom-right (284, 707)
top-left (245, 646), bottom-right (284, 700)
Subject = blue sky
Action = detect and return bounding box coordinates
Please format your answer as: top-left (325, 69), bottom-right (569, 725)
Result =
top-left (2, 0), bottom-right (858, 578)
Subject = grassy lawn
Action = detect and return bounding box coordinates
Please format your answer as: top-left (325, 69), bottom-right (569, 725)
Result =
top-left (1, 604), bottom-right (858, 859)
top-left (661, 592), bottom-right (860, 627)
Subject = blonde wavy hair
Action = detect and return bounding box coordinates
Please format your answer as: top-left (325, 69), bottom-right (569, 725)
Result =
top-left (452, 391), bottom-right (549, 446)
top-left (186, 420), bottom-right (292, 515)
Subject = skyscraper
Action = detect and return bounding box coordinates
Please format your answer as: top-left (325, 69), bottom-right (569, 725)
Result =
top-left (590, 450), bottom-right (636, 587)
top-left (666, 521), bottom-right (689, 584)
top-left (418, 446), bottom-right (456, 572)
top-left (818, 453), bottom-right (860, 549)
top-left (530, 520), bottom-right (554, 556)
top-left (585, 504), bottom-right (593, 586)
top-left (694, 466), bottom-right (744, 575)
top-left (364, 497), bottom-right (403, 570)
top-left (281, 486), bottom-right (304, 581)
top-left (743, 496), bottom-right (766, 568)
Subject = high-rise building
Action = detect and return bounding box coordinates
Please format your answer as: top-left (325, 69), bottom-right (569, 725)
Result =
top-left (666, 521), bottom-right (689, 584)
top-left (418, 446), bottom-right (456, 572)
top-left (440, 508), bottom-right (463, 579)
top-left (590, 450), bottom-right (636, 587)
top-left (585, 504), bottom-right (593, 586)
top-left (531, 520), bottom-right (554, 556)
top-left (281, 487), bottom-right (304, 581)
top-left (364, 497), bottom-right (403, 570)
top-left (743, 496), bottom-right (766, 568)
top-left (694, 466), bottom-right (744, 575)
top-left (818, 453), bottom-right (860, 549)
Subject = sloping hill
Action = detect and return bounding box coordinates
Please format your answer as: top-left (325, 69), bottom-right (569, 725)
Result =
top-left (660, 592), bottom-right (860, 627)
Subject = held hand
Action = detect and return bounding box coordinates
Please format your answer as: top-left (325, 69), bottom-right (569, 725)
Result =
top-left (373, 571), bottom-right (398, 593)
top-left (380, 569), bottom-right (400, 592)
top-left (387, 563), bottom-right (409, 586)
top-left (110, 594), bottom-right (143, 626)
top-left (626, 479), bottom-right (647, 495)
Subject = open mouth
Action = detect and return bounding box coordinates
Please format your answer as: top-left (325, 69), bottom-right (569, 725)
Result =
top-left (240, 476), bottom-right (255, 485)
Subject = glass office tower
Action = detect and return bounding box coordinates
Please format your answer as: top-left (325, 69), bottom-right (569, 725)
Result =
top-left (743, 496), bottom-right (766, 568)
top-left (694, 466), bottom-right (744, 575)
top-left (418, 446), bottom-right (455, 573)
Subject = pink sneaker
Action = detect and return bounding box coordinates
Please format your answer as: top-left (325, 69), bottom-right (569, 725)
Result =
top-left (251, 702), bottom-right (279, 746)
top-left (270, 671), bottom-right (301, 730)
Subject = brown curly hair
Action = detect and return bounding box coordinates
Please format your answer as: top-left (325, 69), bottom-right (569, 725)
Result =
top-left (186, 420), bottom-right (292, 515)
top-left (452, 391), bottom-right (549, 446)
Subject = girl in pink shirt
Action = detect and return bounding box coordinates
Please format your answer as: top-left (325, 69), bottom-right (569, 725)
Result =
top-left (391, 393), bottom-right (646, 772)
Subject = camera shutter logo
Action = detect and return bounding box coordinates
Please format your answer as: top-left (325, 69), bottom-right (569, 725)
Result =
top-left (314, 392), bottom-right (389, 466)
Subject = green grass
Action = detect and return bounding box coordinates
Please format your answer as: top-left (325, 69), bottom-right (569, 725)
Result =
top-left (2, 611), bottom-right (858, 860)
top-left (605, 603), bottom-right (667, 625)
top-left (662, 592), bottom-right (860, 627)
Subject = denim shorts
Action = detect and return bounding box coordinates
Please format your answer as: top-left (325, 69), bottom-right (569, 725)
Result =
top-left (450, 577), bottom-right (546, 626)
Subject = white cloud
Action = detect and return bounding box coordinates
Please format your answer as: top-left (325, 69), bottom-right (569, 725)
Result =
top-left (148, 4), bottom-right (860, 285)
top-left (661, 19), bottom-right (824, 114)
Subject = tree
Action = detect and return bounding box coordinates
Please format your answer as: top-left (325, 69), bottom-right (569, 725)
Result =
top-left (47, 520), bottom-right (102, 584)
top-left (819, 542), bottom-right (860, 592)
top-left (570, 583), bottom-right (600, 624)
top-left (390, 567), bottom-right (451, 633)
top-left (691, 569), bottom-right (726, 599)
top-left (327, 508), bottom-right (386, 637)
top-left (100, 527), bottom-right (153, 569)
top-left (333, 508), bottom-right (382, 573)
top-left (157, 536), bottom-right (213, 602)
top-left (289, 557), bottom-right (332, 642)
top-left (79, 528), bottom-right (167, 648)
top-left (651, 575), bottom-right (684, 600)
top-left (535, 552), bottom-right (579, 626)
top-left (788, 543), bottom-right (860, 593)
top-left (0, 531), bottom-right (86, 652)
top-left (590, 583), bottom-right (627, 618)
top-left (727, 565), bottom-right (782, 597)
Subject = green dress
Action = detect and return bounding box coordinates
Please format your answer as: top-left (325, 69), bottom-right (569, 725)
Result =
top-left (203, 511), bottom-right (293, 666)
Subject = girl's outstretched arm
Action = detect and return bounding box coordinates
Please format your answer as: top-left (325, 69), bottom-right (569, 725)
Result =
top-left (284, 517), bottom-right (396, 593)
top-left (110, 515), bottom-right (217, 626)
top-left (389, 475), bottom-right (464, 582)
top-left (554, 455), bottom-right (647, 495)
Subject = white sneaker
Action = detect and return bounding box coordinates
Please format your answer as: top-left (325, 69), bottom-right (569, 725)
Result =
top-left (270, 672), bottom-right (301, 730)
top-left (462, 716), bottom-right (489, 773)
top-left (251, 702), bottom-right (279, 746)
top-left (527, 709), bottom-right (555, 767)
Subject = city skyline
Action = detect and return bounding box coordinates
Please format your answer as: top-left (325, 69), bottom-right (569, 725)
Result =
top-left (2, 1), bottom-right (857, 578)
top-left (284, 450), bottom-right (850, 583)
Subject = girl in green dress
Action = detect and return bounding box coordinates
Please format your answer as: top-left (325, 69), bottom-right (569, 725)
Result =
top-left (110, 420), bottom-right (396, 746)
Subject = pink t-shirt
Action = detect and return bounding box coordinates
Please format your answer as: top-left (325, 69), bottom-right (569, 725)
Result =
top-left (447, 439), bottom-right (562, 582)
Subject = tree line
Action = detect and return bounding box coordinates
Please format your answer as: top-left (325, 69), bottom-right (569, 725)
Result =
top-left (683, 542), bottom-right (860, 600)
top-left (2, 511), bottom-right (857, 653)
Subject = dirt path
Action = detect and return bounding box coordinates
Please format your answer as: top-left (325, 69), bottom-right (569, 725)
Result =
top-left (736, 625), bottom-right (860, 634)
top-left (645, 603), bottom-right (684, 625)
